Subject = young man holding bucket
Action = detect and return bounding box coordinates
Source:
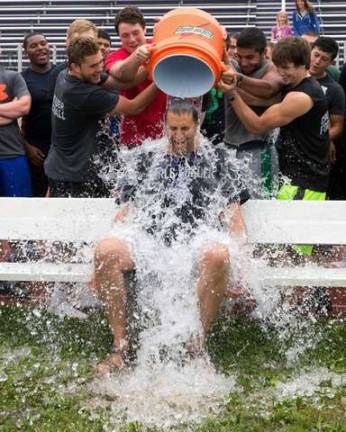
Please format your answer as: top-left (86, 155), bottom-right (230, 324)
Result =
top-left (223, 27), bottom-right (284, 198)
top-left (44, 38), bottom-right (159, 198)
top-left (105, 6), bottom-right (167, 147)
top-left (219, 36), bottom-right (329, 257)
top-left (92, 101), bottom-right (250, 373)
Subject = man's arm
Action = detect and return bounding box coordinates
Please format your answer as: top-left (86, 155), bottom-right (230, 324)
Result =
top-left (110, 82), bottom-right (159, 116)
top-left (102, 67), bottom-right (148, 91)
top-left (0, 95), bottom-right (31, 119)
top-left (0, 115), bottom-right (13, 126)
top-left (223, 65), bottom-right (284, 99)
top-left (329, 114), bottom-right (344, 142)
top-left (219, 79), bottom-right (312, 134)
top-left (108, 44), bottom-right (151, 82)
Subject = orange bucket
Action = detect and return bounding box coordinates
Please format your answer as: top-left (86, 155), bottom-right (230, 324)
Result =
top-left (148, 8), bottom-right (226, 98)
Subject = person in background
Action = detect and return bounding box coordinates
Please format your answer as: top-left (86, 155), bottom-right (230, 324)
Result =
top-left (292, 0), bottom-right (320, 36)
top-left (328, 50), bottom-right (346, 199)
top-left (22, 32), bottom-right (56, 197)
top-left (97, 29), bottom-right (112, 63)
top-left (105, 6), bottom-right (167, 147)
top-left (0, 65), bottom-right (31, 197)
top-left (48, 19), bottom-right (98, 99)
top-left (265, 42), bottom-right (276, 61)
top-left (226, 32), bottom-right (239, 60)
top-left (302, 32), bottom-right (341, 82)
top-left (271, 11), bottom-right (292, 42)
top-left (309, 37), bottom-right (344, 168)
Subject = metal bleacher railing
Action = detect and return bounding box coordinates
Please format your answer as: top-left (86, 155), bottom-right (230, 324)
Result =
top-left (0, 0), bottom-right (345, 71)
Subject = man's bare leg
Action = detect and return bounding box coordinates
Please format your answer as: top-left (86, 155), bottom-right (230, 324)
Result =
top-left (93, 237), bottom-right (135, 372)
top-left (197, 243), bottom-right (230, 337)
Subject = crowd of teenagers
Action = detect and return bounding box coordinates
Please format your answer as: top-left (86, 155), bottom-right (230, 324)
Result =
top-left (1, 4), bottom-right (345, 202)
top-left (1, 2), bottom-right (346, 371)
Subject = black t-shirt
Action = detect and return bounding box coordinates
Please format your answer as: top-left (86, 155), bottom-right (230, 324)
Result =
top-left (21, 65), bottom-right (57, 152)
top-left (318, 74), bottom-right (345, 117)
top-left (276, 77), bottom-right (330, 192)
top-left (117, 143), bottom-right (248, 245)
top-left (44, 70), bottom-right (119, 182)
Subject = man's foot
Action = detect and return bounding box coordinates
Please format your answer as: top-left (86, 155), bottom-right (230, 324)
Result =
top-left (96, 349), bottom-right (127, 375)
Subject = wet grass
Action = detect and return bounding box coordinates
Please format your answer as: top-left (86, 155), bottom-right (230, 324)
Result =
top-left (0, 305), bottom-right (345, 431)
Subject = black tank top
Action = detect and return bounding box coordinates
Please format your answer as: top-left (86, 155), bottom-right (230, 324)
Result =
top-left (276, 77), bottom-right (329, 192)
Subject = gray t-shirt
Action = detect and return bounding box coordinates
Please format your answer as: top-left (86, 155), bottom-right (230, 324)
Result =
top-left (224, 60), bottom-right (272, 147)
top-left (45, 70), bottom-right (119, 182)
top-left (0, 67), bottom-right (30, 158)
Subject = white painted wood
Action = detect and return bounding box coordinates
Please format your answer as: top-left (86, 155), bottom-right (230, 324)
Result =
top-left (0, 263), bottom-right (91, 282)
top-left (257, 266), bottom-right (346, 288)
top-left (1, 198), bottom-right (346, 286)
top-left (241, 200), bottom-right (346, 245)
top-left (0, 198), bottom-right (117, 241)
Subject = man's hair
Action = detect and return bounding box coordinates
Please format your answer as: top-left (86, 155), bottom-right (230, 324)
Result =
top-left (272, 36), bottom-right (311, 68)
top-left (237, 28), bottom-right (267, 53)
top-left (23, 32), bottom-right (46, 49)
top-left (166, 100), bottom-right (199, 125)
top-left (312, 36), bottom-right (339, 61)
top-left (97, 29), bottom-right (111, 44)
top-left (226, 32), bottom-right (239, 50)
top-left (295, 0), bottom-right (314, 13)
top-left (67, 37), bottom-right (99, 66)
top-left (67, 19), bottom-right (97, 40)
top-left (114, 6), bottom-right (146, 35)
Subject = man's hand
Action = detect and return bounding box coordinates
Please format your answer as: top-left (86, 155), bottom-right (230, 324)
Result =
top-left (134, 44), bottom-right (152, 65)
top-left (25, 142), bottom-right (45, 167)
top-left (219, 68), bottom-right (240, 95)
top-left (113, 205), bottom-right (129, 224)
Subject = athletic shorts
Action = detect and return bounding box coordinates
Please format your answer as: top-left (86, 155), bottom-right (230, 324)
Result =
top-left (276, 184), bottom-right (326, 256)
top-left (0, 155), bottom-right (32, 197)
top-left (48, 177), bottom-right (110, 198)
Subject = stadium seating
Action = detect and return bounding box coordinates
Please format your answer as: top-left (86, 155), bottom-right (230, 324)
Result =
top-left (0, 1), bottom-right (344, 70)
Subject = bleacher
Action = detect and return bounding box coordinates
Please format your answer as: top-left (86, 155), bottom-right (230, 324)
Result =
top-left (257, 0), bottom-right (346, 65)
top-left (0, 0), bottom-right (345, 70)
top-left (0, 0), bottom-right (255, 70)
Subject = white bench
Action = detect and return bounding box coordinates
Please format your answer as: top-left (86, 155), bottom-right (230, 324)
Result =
top-left (0, 198), bottom-right (346, 288)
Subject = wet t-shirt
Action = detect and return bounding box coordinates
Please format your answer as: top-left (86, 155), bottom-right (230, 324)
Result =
top-left (45, 70), bottom-right (119, 182)
top-left (117, 144), bottom-right (248, 244)
top-left (276, 77), bottom-right (330, 192)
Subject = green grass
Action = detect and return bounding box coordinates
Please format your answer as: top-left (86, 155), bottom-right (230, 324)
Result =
top-left (0, 305), bottom-right (345, 431)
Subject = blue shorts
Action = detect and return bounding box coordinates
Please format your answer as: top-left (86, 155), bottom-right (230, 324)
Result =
top-left (0, 155), bottom-right (32, 197)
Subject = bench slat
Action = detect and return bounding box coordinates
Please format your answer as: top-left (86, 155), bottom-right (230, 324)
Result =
top-left (1, 262), bottom-right (346, 287)
top-left (241, 200), bottom-right (346, 245)
top-left (258, 266), bottom-right (346, 288)
top-left (0, 263), bottom-right (91, 282)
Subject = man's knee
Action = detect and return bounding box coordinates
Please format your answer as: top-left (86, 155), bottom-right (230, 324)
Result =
top-left (94, 237), bottom-right (128, 268)
top-left (200, 243), bottom-right (230, 271)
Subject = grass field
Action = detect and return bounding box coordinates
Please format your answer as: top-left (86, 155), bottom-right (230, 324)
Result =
top-left (0, 305), bottom-right (345, 431)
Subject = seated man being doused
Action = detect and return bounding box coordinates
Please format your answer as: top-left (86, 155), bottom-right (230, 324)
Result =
top-left (93, 100), bottom-right (250, 374)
